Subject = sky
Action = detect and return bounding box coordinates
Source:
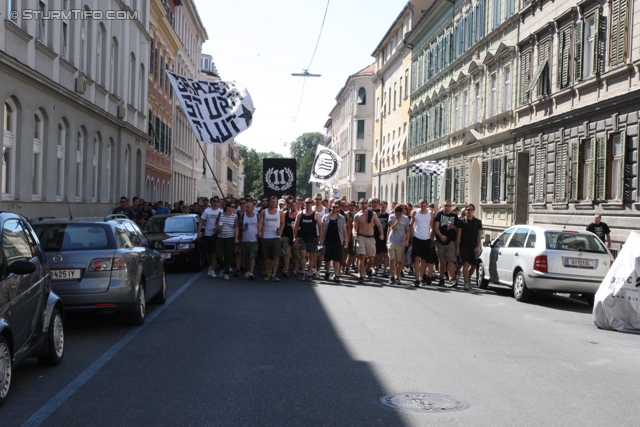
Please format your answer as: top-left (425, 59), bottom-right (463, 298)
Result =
top-left (194, 0), bottom-right (409, 156)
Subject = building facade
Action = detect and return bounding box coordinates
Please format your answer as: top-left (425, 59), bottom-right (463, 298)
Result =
top-left (513, 0), bottom-right (639, 252)
top-left (371, 0), bottom-right (433, 205)
top-left (1, 0), bottom-right (150, 218)
top-left (329, 64), bottom-right (375, 201)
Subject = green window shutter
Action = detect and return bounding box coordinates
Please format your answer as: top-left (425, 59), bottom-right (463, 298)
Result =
top-left (575, 20), bottom-right (583, 81)
top-left (619, 129), bottom-right (627, 202)
top-left (588, 138), bottom-right (596, 200)
top-left (618, 0), bottom-right (628, 66)
top-left (491, 158), bottom-right (501, 202)
top-left (569, 141), bottom-right (579, 201)
top-left (445, 168), bottom-right (452, 201)
top-left (458, 165), bottom-right (465, 204)
top-left (610, 0), bottom-right (620, 66)
top-left (481, 160), bottom-right (488, 202)
top-left (593, 9), bottom-right (601, 75)
top-left (560, 28), bottom-right (570, 88)
top-left (595, 135), bottom-right (607, 200)
top-left (555, 143), bottom-right (567, 202)
top-left (534, 147), bottom-right (546, 203)
top-left (520, 51), bottom-right (531, 105)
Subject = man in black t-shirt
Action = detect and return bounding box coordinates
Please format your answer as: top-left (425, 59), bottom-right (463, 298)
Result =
top-left (456, 203), bottom-right (483, 291)
top-left (112, 196), bottom-right (137, 221)
top-left (586, 214), bottom-right (612, 249)
top-left (434, 200), bottom-right (460, 287)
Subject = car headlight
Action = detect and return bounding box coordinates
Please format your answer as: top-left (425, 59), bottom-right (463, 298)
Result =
top-left (177, 243), bottom-right (195, 250)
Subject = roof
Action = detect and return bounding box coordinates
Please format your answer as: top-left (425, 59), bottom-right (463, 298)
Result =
top-left (335, 63), bottom-right (375, 100)
top-left (371, 2), bottom-right (411, 56)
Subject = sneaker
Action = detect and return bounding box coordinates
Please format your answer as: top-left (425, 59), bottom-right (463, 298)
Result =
top-left (425, 276), bottom-right (433, 286)
top-left (306, 273), bottom-right (313, 282)
top-left (223, 274), bottom-right (229, 280)
top-left (358, 276), bottom-right (364, 283)
top-left (207, 266), bottom-right (212, 275)
top-left (438, 278), bottom-right (445, 287)
top-left (447, 279), bottom-right (458, 288)
top-left (264, 275), bottom-right (271, 281)
top-left (396, 278), bottom-right (402, 286)
top-left (400, 271), bottom-right (404, 278)
top-left (315, 270), bottom-right (320, 279)
top-left (270, 275), bottom-right (280, 282)
top-left (234, 270), bottom-right (242, 277)
top-left (414, 279), bottom-right (420, 288)
top-left (423, 274), bottom-right (428, 282)
top-left (244, 271), bottom-right (250, 278)
top-left (374, 267), bottom-right (379, 276)
top-left (332, 275), bottom-right (340, 283)
top-left (209, 270), bottom-right (217, 278)
top-left (282, 270), bottom-right (290, 278)
top-left (249, 273), bottom-right (254, 281)
top-left (389, 276), bottom-right (395, 285)
top-left (229, 267), bottom-right (234, 273)
top-left (293, 268), bottom-right (300, 275)
top-left (324, 272), bottom-right (330, 281)
top-left (382, 271), bottom-right (389, 278)
top-left (367, 269), bottom-right (373, 280)
top-left (464, 282), bottom-right (471, 291)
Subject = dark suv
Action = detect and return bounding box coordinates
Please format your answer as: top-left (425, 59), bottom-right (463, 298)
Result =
top-left (0, 212), bottom-right (65, 406)
top-left (31, 215), bottom-right (166, 325)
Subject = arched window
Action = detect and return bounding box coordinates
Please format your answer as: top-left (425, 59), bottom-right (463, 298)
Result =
top-left (79, 7), bottom-right (89, 72)
top-left (124, 146), bottom-right (130, 198)
top-left (111, 37), bottom-right (119, 95)
top-left (76, 128), bottom-right (85, 201)
top-left (106, 138), bottom-right (113, 202)
top-left (56, 120), bottom-right (67, 200)
top-left (2, 99), bottom-right (17, 199)
top-left (357, 87), bottom-right (366, 105)
top-left (96, 23), bottom-right (106, 86)
top-left (92, 133), bottom-right (100, 202)
top-left (129, 52), bottom-right (136, 106)
top-left (139, 64), bottom-right (145, 112)
top-left (32, 110), bottom-right (45, 200)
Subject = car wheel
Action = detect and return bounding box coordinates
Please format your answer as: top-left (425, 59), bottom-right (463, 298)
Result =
top-left (513, 271), bottom-right (531, 302)
top-left (477, 262), bottom-right (489, 289)
top-left (126, 283), bottom-right (146, 326)
top-left (38, 307), bottom-right (65, 366)
top-left (151, 269), bottom-right (167, 304)
top-left (0, 336), bottom-right (11, 406)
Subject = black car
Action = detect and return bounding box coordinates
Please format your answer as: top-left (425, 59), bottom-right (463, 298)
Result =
top-left (142, 214), bottom-right (204, 270)
top-left (0, 212), bottom-right (65, 406)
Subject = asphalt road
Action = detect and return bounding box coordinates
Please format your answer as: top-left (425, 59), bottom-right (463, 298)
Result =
top-left (3, 268), bottom-right (640, 426)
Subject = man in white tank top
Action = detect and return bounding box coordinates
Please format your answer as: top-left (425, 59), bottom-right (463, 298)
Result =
top-left (410, 198), bottom-right (435, 287)
top-left (258, 196), bottom-right (285, 281)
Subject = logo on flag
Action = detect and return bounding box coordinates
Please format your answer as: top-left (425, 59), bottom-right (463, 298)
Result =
top-left (310, 146), bottom-right (341, 185)
top-left (263, 158), bottom-right (297, 198)
top-left (166, 70), bottom-right (254, 144)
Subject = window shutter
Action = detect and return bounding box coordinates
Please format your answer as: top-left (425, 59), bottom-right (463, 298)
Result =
top-left (491, 158), bottom-right (501, 202)
top-left (481, 160), bottom-right (488, 202)
top-left (620, 129), bottom-right (627, 202)
top-left (595, 135), bottom-right (607, 200)
top-left (520, 51), bottom-right (531, 105)
top-left (500, 155), bottom-right (507, 202)
top-left (458, 165), bottom-right (465, 204)
top-left (588, 138), bottom-right (596, 200)
top-left (560, 28), bottom-right (570, 88)
top-left (593, 9), bottom-right (601, 75)
top-left (610, 0), bottom-right (620, 66)
top-left (569, 141), bottom-right (579, 201)
top-left (445, 168), bottom-right (452, 201)
top-left (575, 20), bottom-right (583, 81)
top-left (534, 147), bottom-right (546, 203)
top-left (555, 143), bottom-right (567, 202)
top-left (617, 0), bottom-right (628, 66)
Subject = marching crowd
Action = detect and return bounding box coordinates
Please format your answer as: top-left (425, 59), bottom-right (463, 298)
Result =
top-left (190, 193), bottom-right (484, 290)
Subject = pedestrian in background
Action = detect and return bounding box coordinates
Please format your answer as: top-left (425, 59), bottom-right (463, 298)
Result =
top-left (387, 205), bottom-right (411, 285)
top-left (113, 196), bottom-right (137, 220)
top-left (215, 201), bottom-right (238, 280)
top-left (456, 204), bottom-right (483, 291)
top-left (587, 214), bottom-right (612, 250)
top-left (238, 201), bottom-right (259, 280)
top-left (434, 200), bottom-right (461, 288)
top-left (321, 201), bottom-right (348, 282)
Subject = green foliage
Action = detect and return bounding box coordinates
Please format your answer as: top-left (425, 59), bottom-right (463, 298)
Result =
top-left (238, 145), bottom-right (283, 197)
top-left (289, 132), bottom-right (324, 197)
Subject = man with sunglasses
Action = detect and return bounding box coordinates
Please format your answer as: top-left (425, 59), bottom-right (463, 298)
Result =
top-left (456, 203), bottom-right (483, 291)
top-left (294, 198), bottom-right (323, 281)
top-left (434, 199), bottom-right (461, 287)
top-left (321, 201), bottom-right (349, 282)
top-left (353, 198), bottom-right (384, 283)
top-left (113, 196), bottom-right (137, 220)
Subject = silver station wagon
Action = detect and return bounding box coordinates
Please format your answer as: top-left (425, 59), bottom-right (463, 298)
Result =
top-left (31, 215), bottom-right (166, 325)
top-left (477, 225), bottom-right (613, 304)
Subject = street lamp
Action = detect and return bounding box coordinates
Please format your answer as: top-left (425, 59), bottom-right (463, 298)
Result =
top-left (291, 69), bottom-right (321, 77)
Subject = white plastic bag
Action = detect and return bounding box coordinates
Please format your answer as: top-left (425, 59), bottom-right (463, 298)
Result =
top-left (593, 231), bottom-right (640, 333)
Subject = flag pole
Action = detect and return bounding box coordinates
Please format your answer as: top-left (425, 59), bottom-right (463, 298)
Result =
top-left (197, 142), bottom-right (226, 198)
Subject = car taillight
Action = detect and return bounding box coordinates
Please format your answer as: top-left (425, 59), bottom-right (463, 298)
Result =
top-left (88, 257), bottom-right (127, 271)
top-left (534, 255), bottom-right (548, 273)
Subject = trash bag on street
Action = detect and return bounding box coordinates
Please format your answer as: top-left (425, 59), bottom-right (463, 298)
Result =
top-left (593, 231), bottom-right (640, 333)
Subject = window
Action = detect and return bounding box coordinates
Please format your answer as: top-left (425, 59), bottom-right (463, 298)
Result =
top-left (489, 73), bottom-right (497, 117)
top-left (150, 40), bottom-right (156, 80)
top-left (555, 142), bottom-right (568, 202)
top-left (2, 220), bottom-right (34, 265)
top-left (399, 78), bottom-right (403, 106)
top-left (535, 41), bottom-right (550, 97)
top-left (37, 1), bottom-right (46, 43)
top-left (355, 154), bottom-right (366, 173)
top-left (8, 0), bottom-right (18, 22)
top-left (607, 132), bottom-right (626, 201)
top-left (97, 24), bottom-right (107, 86)
top-left (610, 0), bottom-right (628, 67)
top-left (32, 111), bottom-right (44, 200)
top-left (357, 88), bottom-right (366, 105)
top-left (581, 13), bottom-right (597, 79)
top-left (534, 146), bottom-right (546, 203)
top-left (129, 53), bottom-right (136, 106)
top-left (80, 11), bottom-right (88, 72)
top-left (405, 69), bottom-right (409, 98)
top-left (56, 121), bottom-right (66, 200)
top-left (519, 51), bottom-right (531, 105)
top-left (508, 228), bottom-right (529, 248)
top-left (453, 95), bottom-right (459, 131)
top-left (357, 120), bottom-right (365, 139)
top-left (474, 82), bottom-right (481, 123)
top-left (462, 90), bottom-right (468, 128)
top-left (357, 192), bottom-right (366, 201)
top-left (494, 228), bottom-right (515, 248)
top-left (492, 0), bottom-right (501, 30)
top-left (76, 130), bottom-right (84, 201)
top-left (227, 167), bottom-right (233, 181)
top-left (525, 230), bottom-right (537, 248)
top-left (3, 100), bottom-right (16, 199)
top-left (393, 83), bottom-right (397, 109)
top-left (574, 139), bottom-right (594, 200)
top-left (124, 147), bottom-right (130, 198)
top-left (503, 65), bottom-right (511, 111)
top-left (111, 37), bottom-right (120, 95)
top-left (61, 22), bottom-right (69, 60)
top-left (481, 156), bottom-right (507, 203)
top-left (92, 134), bottom-right (100, 202)
top-left (558, 27), bottom-right (571, 89)
top-left (106, 139), bottom-right (113, 202)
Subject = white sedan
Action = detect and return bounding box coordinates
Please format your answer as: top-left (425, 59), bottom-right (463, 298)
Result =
top-left (476, 225), bottom-right (613, 304)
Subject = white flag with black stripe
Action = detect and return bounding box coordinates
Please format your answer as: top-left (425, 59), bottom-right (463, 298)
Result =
top-left (309, 145), bottom-right (342, 186)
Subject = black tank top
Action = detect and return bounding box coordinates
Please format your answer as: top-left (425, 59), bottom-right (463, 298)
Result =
top-left (283, 212), bottom-right (297, 239)
top-left (299, 212), bottom-right (317, 239)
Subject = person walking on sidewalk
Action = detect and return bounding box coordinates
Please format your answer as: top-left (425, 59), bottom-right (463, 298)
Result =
top-left (456, 204), bottom-right (483, 291)
top-left (586, 213), bottom-right (612, 250)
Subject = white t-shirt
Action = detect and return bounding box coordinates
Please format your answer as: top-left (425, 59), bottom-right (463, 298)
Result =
top-left (201, 207), bottom-right (223, 236)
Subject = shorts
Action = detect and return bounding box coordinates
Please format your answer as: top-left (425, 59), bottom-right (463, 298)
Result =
top-left (201, 235), bottom-right (217, 255)
top-left (459, 244), bottom-right (479, 266)
top-left (356, 235), bottom-right (376, 257)
top-left (348, 239), bottom-right (357, 255)
top-left (324, 241), bottom-right (343, 262)
top-left (426, 244), bottom-right (439, 264)
top-left (298, 238), bottom-right (318, 254)
top-left (241, 241), bottom-right (259, 260)
top-left (435, 240), bottom-right (457, 264)
top-left (281, 236), bottom-right (300, 261)
top-left (412, 237), bottom-right (431, 260)
top-left (262, 238), bottom-right (282, 259)
top-left (376, 237), bottom-right (388, 254)
top-left (388, 243), bottom-right (405, 261)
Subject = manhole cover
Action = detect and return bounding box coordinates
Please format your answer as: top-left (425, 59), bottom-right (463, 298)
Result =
top-left (380, 393), bottom-right (469, 413)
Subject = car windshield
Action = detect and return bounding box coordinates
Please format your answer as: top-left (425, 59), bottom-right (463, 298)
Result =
top-left (32, 224), bottom-right (114, 251)
top-left (143, 216), bottom-right (195, 234)
top-left (544, 231), bottom-right (607, 254)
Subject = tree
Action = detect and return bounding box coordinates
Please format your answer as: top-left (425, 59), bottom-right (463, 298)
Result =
top-left (289, 132), bottom-right (324, 197)
top-left (238, 145), bottom-right (283, 197)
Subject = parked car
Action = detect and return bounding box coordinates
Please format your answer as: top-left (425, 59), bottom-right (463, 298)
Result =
top-left (476, 225), bottom-right (613, 304)
top-left (0, 212), bottom-right (65, 407)
top-left (142, 214), bottom-right (204, 270)
top-left (31, 215), bottom-right (166, 325)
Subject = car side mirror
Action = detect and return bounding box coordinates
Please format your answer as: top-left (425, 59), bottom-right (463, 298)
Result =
top-left (152, 241), bottom-right (165, 250)
top-left (7, 260), bottom-right (36, 275)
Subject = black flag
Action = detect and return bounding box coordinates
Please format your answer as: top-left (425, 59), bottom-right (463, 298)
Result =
top-left (263, 158), bottom-right (296, 198)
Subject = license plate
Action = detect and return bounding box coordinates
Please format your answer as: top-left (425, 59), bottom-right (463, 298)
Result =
top-left (51, 269), bottom-right (82, 280)
top-left (564, 258), bottom-right (595, 269)
top-left (161, 253), bottom-right (171, 259)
